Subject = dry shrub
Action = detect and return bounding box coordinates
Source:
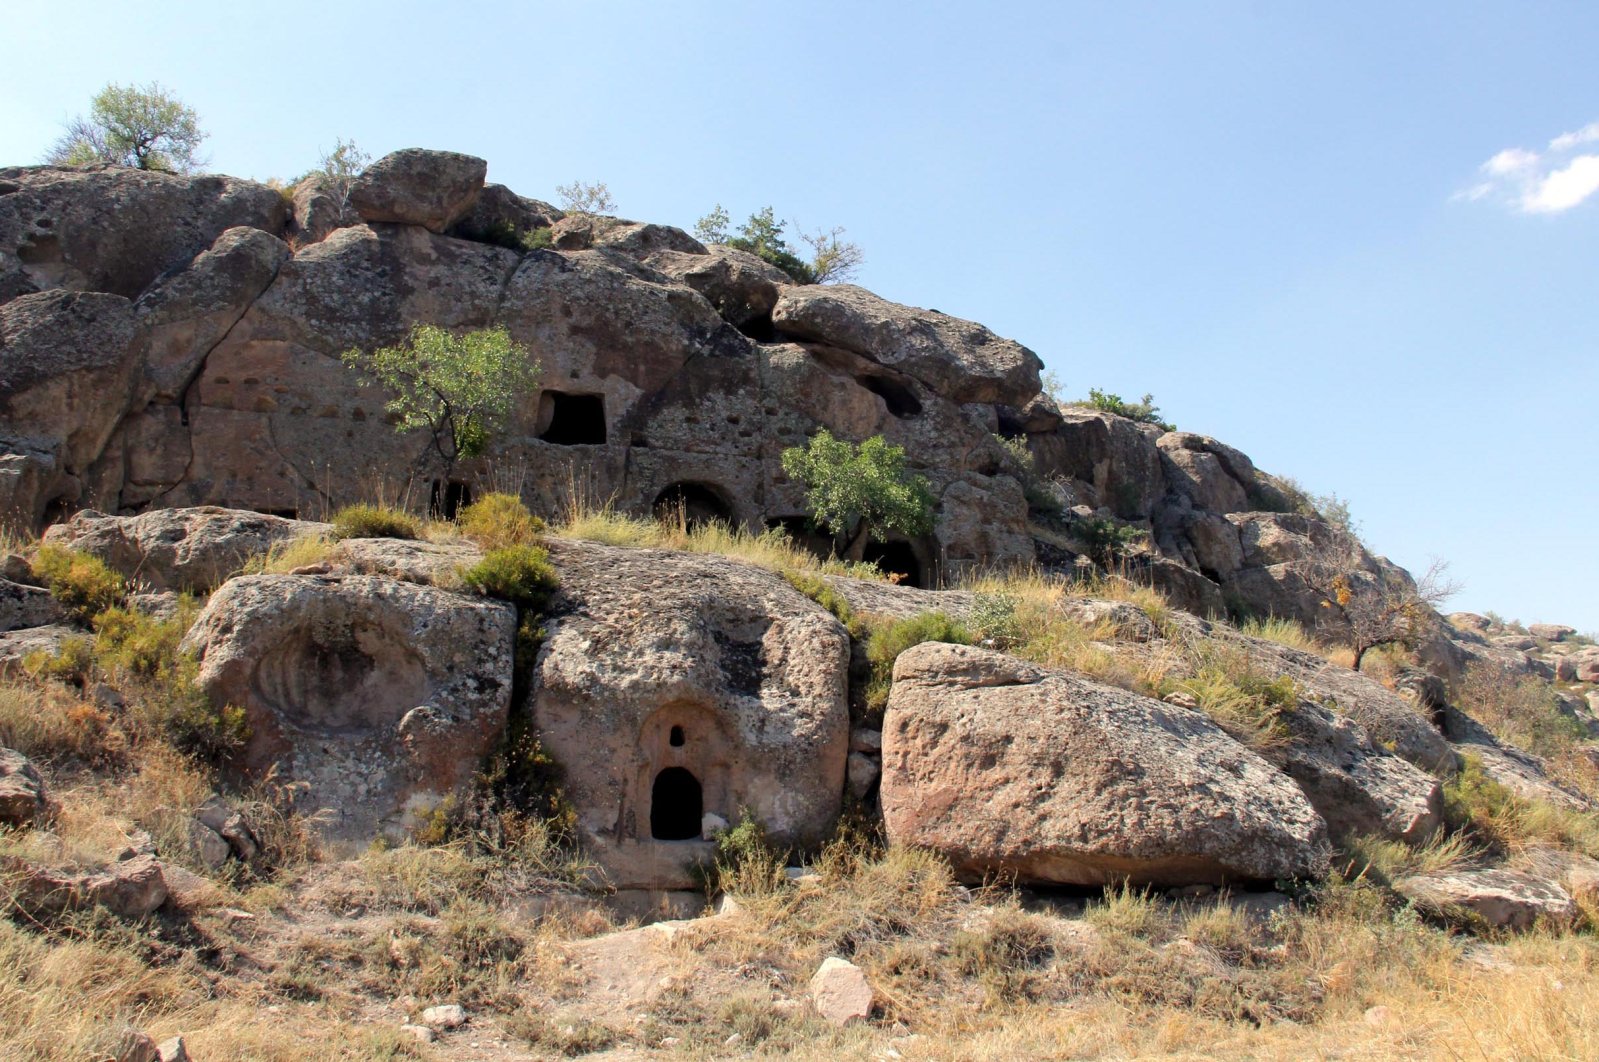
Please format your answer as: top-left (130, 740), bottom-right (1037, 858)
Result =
top-left (240, 534), bottom-right (335, 575)
top-left (456, 491), bottom-right (546, 549)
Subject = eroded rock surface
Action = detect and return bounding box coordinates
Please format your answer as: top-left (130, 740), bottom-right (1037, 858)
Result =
top-left (182, 573), bottom-right (515, 843)
top-left (347, 148), bottom-right (487, 233)
top-left (1395, 868), bottom-right (1576, 930)
top-left (533, 540), bottom-right (850, 889)
top-left (881, 642), bottom-right (1331, 886)
top-left (43, 506), bottom-right (329, 592)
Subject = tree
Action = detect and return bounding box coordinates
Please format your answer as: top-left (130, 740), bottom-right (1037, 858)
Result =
top-left (311, 137), bottom-right (370, 212)
top-left (692, 204), bottom-right (730, 244)
top-left (798, 225), bottom-right (865, 284)
top-left (781, 430), bottom-right (934, 562)
top-left (342, 325), bottom-right (540, 478)
top-left (555, 179), bottom-right (616, 216)
top-left (1295, 537), bottom-right (1461, 671)
top-left (46, 82), bottom-right (206, 173)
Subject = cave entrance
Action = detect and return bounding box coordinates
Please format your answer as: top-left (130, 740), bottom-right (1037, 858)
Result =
top-left (653, 482), bottom-right (733, 530)
top-left (858, 375), bottom-right (922, 418)
top-left (537, 391), bottom-right (607, 445)
top-left (430, 479), bottom-right (473, 520)
top-left (864, 540), bottom-right (924, 588)
top-left (650, 767), bottom-right (703, 841)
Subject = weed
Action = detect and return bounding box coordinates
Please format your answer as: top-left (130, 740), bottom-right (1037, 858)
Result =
top-left (459, 544), bottom-right (559, 612)
top-left (330, 503), bottom-right (422, 541)
top-left (864, 612), bottom-right (972, 717)
top-left (29, 545), bottom-right (125, 621)
top-left (456, 491), bottom-right (546, 550)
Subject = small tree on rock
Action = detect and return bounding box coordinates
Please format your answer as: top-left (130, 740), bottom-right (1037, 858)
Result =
top-left (342, 325), bottom-right (540, 480)
top-left (555, 179), bottom-right (616, 216)
top-left (781, 430), bottom-right (934, 562)
top-left (46, 82), bottom-right (206, 173)
top-left (1295, 538), bottom-right (1461, 671)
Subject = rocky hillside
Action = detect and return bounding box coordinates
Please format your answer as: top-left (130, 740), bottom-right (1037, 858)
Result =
top-left (2, 149), bottom-right (1599, 1059)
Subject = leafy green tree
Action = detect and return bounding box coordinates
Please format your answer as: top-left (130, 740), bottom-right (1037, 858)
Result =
top-left (726, 206), bottom-right (816, 282)
top-left (311, 137), bottom-right (370, 211)
top-left (692, 204), bottom-right (731, 244)
top-left (781, 430), bottom-right (934, 561)
top-left (798, 225), bottom-right (864, 284)
top-left (342, 325), bottom-right (540, 477)
top-left (46, 82), bottom-right (206, 173)
top-left (694, 205), bottom-right (863, 284)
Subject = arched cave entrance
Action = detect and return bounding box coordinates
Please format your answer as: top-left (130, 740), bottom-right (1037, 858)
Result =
top-left (538, 391), bottom-right (607, 445)
top-left (864, 540), bottom-right (924, 588)
top-left (653, 482), bottom-right (733, 530)
top-left (650, 767), bottom-right (703, 841)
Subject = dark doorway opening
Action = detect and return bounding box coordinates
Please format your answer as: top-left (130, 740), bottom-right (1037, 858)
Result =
top-left (538, 392), bottom-right (607, 445)
top-left (653, 482), bottom-right (733, 530)
top-left (650, 767), bottom-right (703, 841)
top-left (864, 540), bottom-right (923, 588)
top-left (669, 725), bottom-right (685, 747)
top-left (431, 479), bottom-right (473, 520)
top-left (858, 375), bottom-right (922, 418)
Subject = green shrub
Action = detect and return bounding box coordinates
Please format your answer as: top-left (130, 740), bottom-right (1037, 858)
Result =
top-left (456, 492), bottom-right (546, 550)
top-left (865, 611), bottom-right (972, 716)
top-left (92, 602), bottom-right (196, 678)
top-left (1074, 389), bottom-right (1175, 431)
top-left (330, 503), bottom-right (422, 541)
top-left (968, 591), bottom-right (1024, 649)
top-left (710, 811), bottom-right (786, 897)
top-left (1073, 515), bottom-right (1146, 566)
top-left (459, 545), bottom-right (559, 612)
top-left (993, 434), bottom-right (1062, 515)
top-left (782, 570), bottom-right (866, 639)
top-left (30, 545), bottom-right (126, 621)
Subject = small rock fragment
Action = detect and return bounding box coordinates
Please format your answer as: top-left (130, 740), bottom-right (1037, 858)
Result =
top-left (808, 956), bottom-right (873, 1025)
top-left (420, 1003), bottom-right (467, 1030)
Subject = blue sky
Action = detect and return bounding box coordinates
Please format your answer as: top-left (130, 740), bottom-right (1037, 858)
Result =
top-left (4, 2), bottom-right (1596, 629)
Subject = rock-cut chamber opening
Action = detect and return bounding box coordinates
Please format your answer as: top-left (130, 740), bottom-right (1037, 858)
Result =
top-left (863, 540), bottom-right (924, 588)
top-left (537, 391), bottom-right (607, 445)
top-left (650, 766), bottom-right (703, 841)
top-left (653, 482), bottom-right (733, 530)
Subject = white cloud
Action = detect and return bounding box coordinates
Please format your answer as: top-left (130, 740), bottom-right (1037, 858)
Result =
top-left (1522, 155), bottom-right (1599, 213)
top-left (1459, 121), bottom-right (1599, 214)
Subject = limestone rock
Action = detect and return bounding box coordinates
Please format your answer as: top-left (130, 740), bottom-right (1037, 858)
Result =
top-left (0, 624), bottom-right (78, 675)
top-left (0, 577), bottom-right (62, 632)
top-left (109, 1028), bottom-right (159, 1062)
top-left (181, 573), bottom-right (516, 843)
top-left (0, 747), bottom-right (49, 827)
top-left (347, 148), bottom-right (487, 233)
top-left (1443, 707), bottom-right (1593, 811)
top-left (881, 642), bottom-right (1331, 886)
top-left (644, 244), bottom-right (792, 332)
top-left (43, 506), bottom-right (330, 593)
top-left (0, 164), bottom-right (286, 302)
top-left (772, 284), bottom-right (1043, 406)
top-left (420, 1003), bottom-right (467, 1030)
top-left (135, 225), bottom-right (291, 402)
top-left (7, 852), bottom-right (168, 919)
top-left (808, 957), bottom-right (874, 1025)
top-left (1395, 868), bottom-right (1576, 930)
top-left (1529, 623), bottom-right (1575, 642)
top-left (846, 751), bottom-right (880, 799)
top-left (156, 1036), bottom-right (191, 1062)
top-left (593, 221), bottom-right (707, 258)
top-left (0, 290), bottom-right (145, 519)
top-left (533, 540), bottom-right (849, 889)
top-left (448, 182), bottom-right (561, 245)
top-left (1033, 409), bottom-right (1165, 519)
top-left (288, 175), bottom-right (352, 247)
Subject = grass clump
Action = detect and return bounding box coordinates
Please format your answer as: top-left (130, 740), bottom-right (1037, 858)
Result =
top-left (1240, 615), bottom-right (1319, 652)
top-left (330, 503), bottom-right (422, 541)
top-left (29, 545), bottom-right (125, 622)
top-left (240, 534), bottom-right (335, 575)
top-left (864, 612), bottom-right (972, 717)
top-left (459, 544), bottom-right (559, 612)
top-left (456, 491), bottom-right (546, 550)
top-left (1445, 755), bottom-right (1599, 858)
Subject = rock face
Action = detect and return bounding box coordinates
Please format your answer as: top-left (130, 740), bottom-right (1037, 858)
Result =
top-left (1395, 868), bottom-right (1576, 930)
top-left (532, 540), bottom-right (850, 889)
top-left (881, 643), bottom-right (1331, 886)
top-left (181, 573), bottom-right (516, 843)
top-left (7, 852), bottom-right (168, 919)
top-left (0, 165), bottom-right (286, 303)
top-left (347, 148), bottom-right (487, 233)
top-left (0, 577), bottom-right (62, 632)
top-left (43, 506), bottom-right (329, 593)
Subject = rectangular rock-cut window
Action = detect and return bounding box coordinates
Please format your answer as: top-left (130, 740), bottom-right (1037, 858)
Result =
top-left (537, 391), bottom-right (607, 445)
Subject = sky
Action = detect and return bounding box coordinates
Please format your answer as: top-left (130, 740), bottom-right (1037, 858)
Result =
top-left (3, 1), bottom-right (1596, 629)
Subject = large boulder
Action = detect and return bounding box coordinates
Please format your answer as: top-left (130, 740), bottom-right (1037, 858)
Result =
top-left (181, 573), bottom-right (516, 843)
top-left (0, 165), bottom-right (286, 304)
top-left (643, 245), bottom-right (792, 333)
top-left (42, 507), bottom-right (330, 593)
top-left (347, 149), bottom-right (487, 233)
top-left (532, 540), bottom-right (850, 889)
top-left (0, 578), bottom-right (63, 632)
top-left (771, 284), bottom-right (1043, 407)
top-left (135, 226), bottom-right (290, 402)
top-left (448, 182), bottom-right (562, 246)
top-left (881, 642), bottom-right (1331, 886)
top-left (6, 852), bottom-right (167, 919)
top-left (1033, 409), bottom-right (1166, 519)
top-left (0, 747), bottom-right (49, 827)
